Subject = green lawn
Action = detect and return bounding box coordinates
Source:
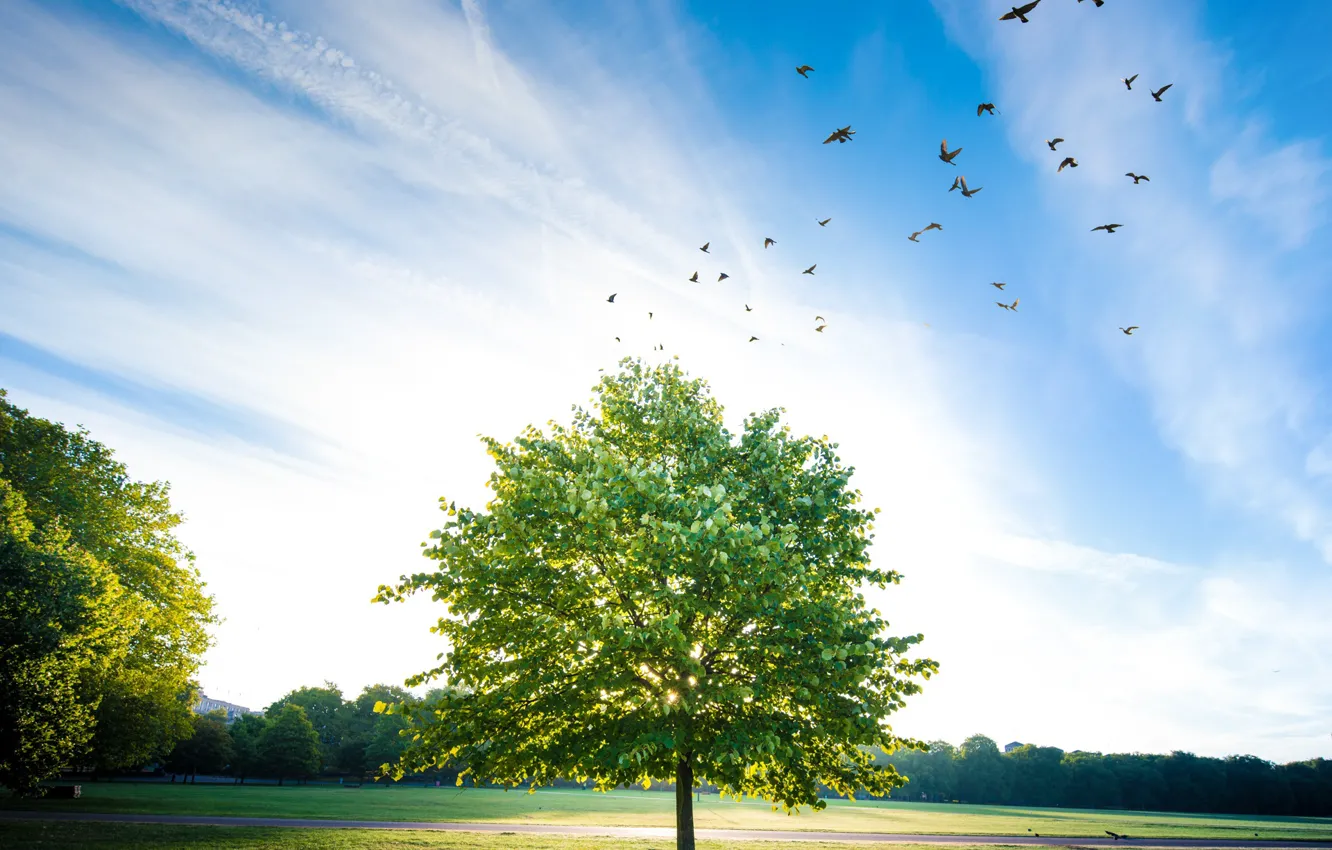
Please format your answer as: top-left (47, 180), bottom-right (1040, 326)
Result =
top-left (3, 784), bottom-right (1331, 840)
top-left (0, 821), bottom-right (1027, 850)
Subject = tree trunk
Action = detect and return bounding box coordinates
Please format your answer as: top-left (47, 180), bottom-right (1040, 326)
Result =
top-left (675, 755), bottom-right (696, 850)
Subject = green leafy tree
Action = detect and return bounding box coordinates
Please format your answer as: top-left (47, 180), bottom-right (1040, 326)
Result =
top-left (268, 683), bottom-right (346, 770)
top-left (227, 714), bottom-right (269, 784)
top-left (375, 359), bottom-right (937, 850)
top-left (957, 734), bottom-right (1009, 804)
top-left (0, 390), bottom-right (216, 771)
top-left (335, 685), bottom-right (415, 778)
top-left (0, 481), bottom-right (132, 794)
top-left (259, 703), bottom-right (321, 785)
top-left (164, 709), bottom-right (234, 780)
top-left (1007, 744), bottom-right (1065, 807)
top-left (885, 739), bottom-right (957, 801)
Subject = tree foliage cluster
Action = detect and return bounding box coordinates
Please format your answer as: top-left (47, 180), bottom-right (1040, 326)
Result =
top-left (376, 360), bottom-right (937, 850)
top-left (161, 682), bottom-right (417, 784)
top-left (880, 734), bottom-right (1332, 816)
top-left (0, 389), bottom-right (216, 795)
top-left (262, 682), bottom-right (415, 779)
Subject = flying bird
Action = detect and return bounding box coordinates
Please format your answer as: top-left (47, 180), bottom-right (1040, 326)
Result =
top-left (1046, 137), bottom-right (1065, 151)
top-left (939, 139), bottom-right (963, 165)
top-left (615, 336), bottom-right (620, 342)
top-left (1126, 172), bottom-right (1150, 184)
top-left (977, 102), bottom-right (999, 116)
top-left (1080, 0), bottom-right (1105, 6)
top-left (924, 222), bottom-right (943, 232)
top-left (689, 271), bottom-right (699, 282)
top-left (1092, 223), bottom-right (1123, 233)
top-left (803, 264), bottom-right (817, 275)
top-left (745, 304), bottom-right (752, 312)
top-left (700, 242), bottom-right (710, 253)
top-left (960, 176), bottom-right (983, 198)
top-left (997, 299), bottom-right (1019, 311)
top-left (1120, 326), bottom-right (1138, 335)
top-left (796, 65), bottom-right (814, 77)
top-left (648, 312), bottom-right (653, 319)
top-left (815, 315), bottom-right (826, 323)
top-left (908, 231), bottom-right (922, 242)
top-left (718, 272), bottom-right (729, 282)
top-left (748, 336), bottom-right (759, 342)
top-left (999, 0), bottom-right (1041, 23)
top-left (818, 217), bottom-right (832, 226)
top-left (1151, 83), bottom-right (1173, 101)
top-left (815, 324), bottom-right (827, 333)
top-left (1058, 156), bottom-right (1078, 172)
top-left (992, 282), bottom-right (1006, 290)
top-left (1122, 73), bottom-right (1139, 90)
top-left (607, 293), bottom-right (617, 303)
top-left (764, 237), bottom-right (776, 248)
top-left (823, 125), bottom-right (855, 144)
top-left (950, 175), bottom-right (963, 192)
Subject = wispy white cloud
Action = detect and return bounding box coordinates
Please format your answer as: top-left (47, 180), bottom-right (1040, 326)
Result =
top-left (930, 0), bottom-right (1332, 569)
top-left (1211, 125), bottom-right (1330, 249)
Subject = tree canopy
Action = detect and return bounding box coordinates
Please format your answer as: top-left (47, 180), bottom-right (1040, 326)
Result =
top-left (376, 359), bottom-right (936, 849)
top-left (259, 704), bottom-right (321, 785)
top-left (164, 709), bottom-right (234, 778)
top-left (880, 735), bottom-right (1332, 816)
top-left (268, 682), bottom-right (346, 767)
top-left (0, 389), bottom-right (216, 774)
top-left (0, 480), bottom-right (132, 794)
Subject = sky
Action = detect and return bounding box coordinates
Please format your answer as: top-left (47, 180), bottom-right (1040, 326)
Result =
top-left (1, 0), bottom-right (1330, 763)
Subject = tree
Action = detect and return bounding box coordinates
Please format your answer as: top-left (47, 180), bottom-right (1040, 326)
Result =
top-left (0, 480), bottom-right (132, 794)
top-left (228, 714), bottom-right (269, 784)
top-left (268, 682), bottom-right (346, 770)
top-left (375, 359), bottom-right (937, 850)
top-left (165, 709), bottom-right (234, 780)
top-left (1008, 744), bottom-right (1065, 807)
top-left (0, 390), bottom-right (215, 771)
top-left (1062, 750), bottom-right (1121, 809)
top-left (259, 704), bottom-right (321, 785)
top-left (957, 735), bottom-right (1010, 804)
top-left (336, 684), bottom-right (415, 778)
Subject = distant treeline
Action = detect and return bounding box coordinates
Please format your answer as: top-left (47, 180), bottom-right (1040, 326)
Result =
top-left (163, 682), bottom-right (437, 784)
top-left (877, 735), bottom-right (1332, 816)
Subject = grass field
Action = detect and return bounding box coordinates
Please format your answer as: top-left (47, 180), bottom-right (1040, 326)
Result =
top-left (3, 784), bottom-right (1331, 840)
top-left (0, 821), bottom-right (1020, 850)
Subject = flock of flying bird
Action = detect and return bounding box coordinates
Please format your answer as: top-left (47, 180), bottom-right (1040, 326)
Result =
top-left (604, 0), bottom-right (1162, 347)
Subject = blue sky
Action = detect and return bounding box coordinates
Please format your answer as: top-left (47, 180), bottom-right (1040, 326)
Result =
top-left (2, 0), bottom-right (1330, 761)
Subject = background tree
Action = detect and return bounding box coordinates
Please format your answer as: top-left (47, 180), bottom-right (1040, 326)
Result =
top-left (0, 390), bottom-right (216, 772)
top-left (0, 480), bottom-right (132, 794)
top-left (164, 709), bottom-right (234, 781)
top-left (268, 682), bottom-right (346, 771)
top-left (1061, 750), bottom-right (1122, 809)
top-left (1007, 744), bottom-right (1065, 807)
top-left (336, 684), bottom-right (415, 778)
top-left (258, 704), bottom-right (320, 785)
top-left (881, 737), bottom-right (1330, 816)
top-left (957, 734), bottom-right (1010, 804)
top-left (375, 359), bottom-right (937, 850)
top-left (227, 713), bottom-right (269, 784)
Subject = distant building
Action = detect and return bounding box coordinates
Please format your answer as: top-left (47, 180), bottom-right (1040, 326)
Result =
top-left (194, 695), bottom-right (259, 723)
top-left (1003, 741), bottom-right (1024, 753)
